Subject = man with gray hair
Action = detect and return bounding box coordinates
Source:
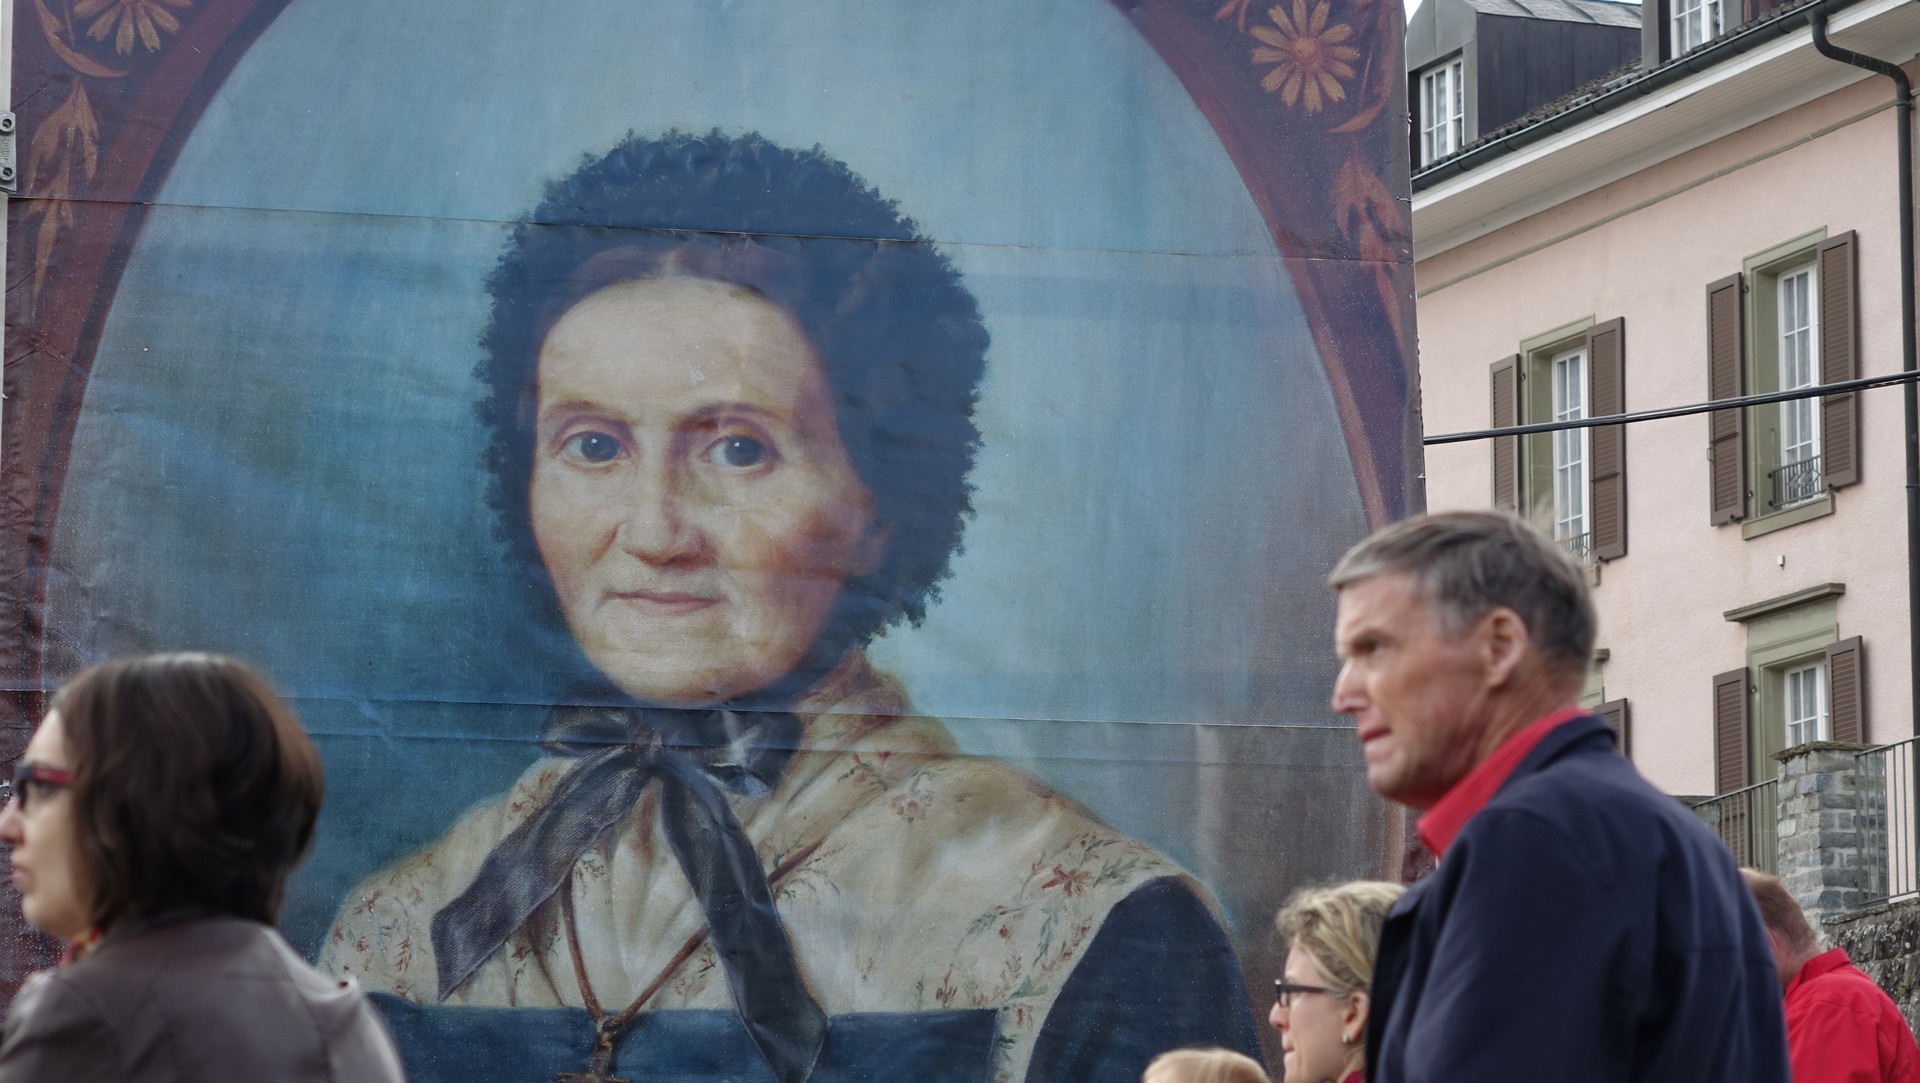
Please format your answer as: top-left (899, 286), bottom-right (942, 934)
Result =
top-left (1330, 510), bottom-right (1787, 1082)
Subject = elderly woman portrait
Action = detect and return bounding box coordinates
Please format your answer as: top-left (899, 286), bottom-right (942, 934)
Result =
top-left (1269, 881), bottom-right (1403, 1083)
top-left (321, 130), bottom-right (1260, 1083)
top-left (0, 654), bottom-right (405, 1082)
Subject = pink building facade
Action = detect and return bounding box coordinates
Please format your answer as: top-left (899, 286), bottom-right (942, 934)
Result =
top-left (1412, 0), bottom-right (1920, 800)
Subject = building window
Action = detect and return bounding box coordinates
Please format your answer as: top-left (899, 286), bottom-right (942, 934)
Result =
top-left (1782, 661), bottom-right (1827, 747)
top-left (1491, 320), bottom-right (1626, 560)
top-left (1672, 0), bottom-right (1724, 54)
top-left (1419, 59), bottom-right (1465, 166)
top-left (1706, 232), bottom-right (1860, 531)
top-left (1551, 345), bottom-right (1590, 554)
top-left (1717, 585), bottom-right (1863, 793)
top-left (1774, 263), bottom-right (1822, 507)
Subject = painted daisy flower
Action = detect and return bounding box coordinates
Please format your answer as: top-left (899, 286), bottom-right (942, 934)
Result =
top-left (1252, 0), bottom-right (1361, 114)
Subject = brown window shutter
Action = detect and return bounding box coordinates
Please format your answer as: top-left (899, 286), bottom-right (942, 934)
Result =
top-left (1713, 667), bottom-right (1750, 793)
top-left (1707, 274), bottom-right (1748, 524)
top-left (1490, 355), bottom-right (1522, 511)
top-left (1596, 697), bottom-right (1631, 756)
top-left (1818, 232), bottom-right (1861, 489)
top-left (1825, 635), bottom-right (1866, 743)
top-left (1587, 319), bottom-right (1627, 560)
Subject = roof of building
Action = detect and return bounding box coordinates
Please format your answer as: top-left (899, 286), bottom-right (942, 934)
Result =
top-left (1414, 0), bottom-right (1828, 182)
top-left (1457, 0), bottom-right (1642, 29)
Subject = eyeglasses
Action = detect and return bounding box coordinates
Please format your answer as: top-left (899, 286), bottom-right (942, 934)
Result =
top-left (1274, 980), bottom-right (1339, 1008)
top-left (1, 761), bottom-right (73, 813)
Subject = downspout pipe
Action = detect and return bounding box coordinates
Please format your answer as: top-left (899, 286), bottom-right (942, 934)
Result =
top-left (1808, 5), bottom-right (1919, 736)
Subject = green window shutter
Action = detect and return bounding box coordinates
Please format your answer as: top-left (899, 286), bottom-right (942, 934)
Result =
top-left (1588, 318), bottom-right (1627, 560)
top-left (1707, 274), bottom-right (1747, 524)
top-left (1818, 232), bottom-right (1860, 489)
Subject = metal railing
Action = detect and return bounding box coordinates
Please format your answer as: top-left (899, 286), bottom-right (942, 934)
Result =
top-left (1769, 454), bottom-right (1824, 508)
top-left (1688, 778), bottom-right (1779, 873)
top-left (1559, 531), bottom-right (1593, 562)
top-left (1856, 737), bottom-right (1915, 905)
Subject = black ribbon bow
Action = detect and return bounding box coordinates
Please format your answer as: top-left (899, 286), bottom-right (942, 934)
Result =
top-left (430, 701), bottom-right (828, 1083)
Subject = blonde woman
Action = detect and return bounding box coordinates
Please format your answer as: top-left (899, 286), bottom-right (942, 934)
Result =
top-left (1270, 881), bottom-right (1405, 1083)
top-left (1143, 1047), bottom-right (1269, 1083)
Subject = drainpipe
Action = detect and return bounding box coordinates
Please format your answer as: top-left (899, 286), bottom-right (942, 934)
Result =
top-left (1808, 5), bottom-right (1919, 737)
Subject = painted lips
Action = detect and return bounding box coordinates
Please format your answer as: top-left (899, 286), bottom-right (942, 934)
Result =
top-left (606, 589), bottom-right (720, 617)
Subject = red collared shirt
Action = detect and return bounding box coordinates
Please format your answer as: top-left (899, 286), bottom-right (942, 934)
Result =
top-left (1416, 707), bottom-right (1586, 858)
top-left (1784, 947), bottom-right (1920, 1083)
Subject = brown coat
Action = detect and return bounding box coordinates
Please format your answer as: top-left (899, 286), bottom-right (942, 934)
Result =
top-left (0, 912), bottom-right (405, 1083)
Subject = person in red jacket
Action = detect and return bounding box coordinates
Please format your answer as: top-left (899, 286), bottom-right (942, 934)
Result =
top-left (1743, 868), bottom-right (1920, 1083)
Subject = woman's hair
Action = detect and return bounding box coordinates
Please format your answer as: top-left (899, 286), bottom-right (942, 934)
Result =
top-left (478, 129), bottom-right (989, 670)
top-left (51, 653), bottom-right (324, 928)
top-left (1274, 880), bottom-right (1406, 996)
top-left (1142, 1047), bottom-right (1269, 1083)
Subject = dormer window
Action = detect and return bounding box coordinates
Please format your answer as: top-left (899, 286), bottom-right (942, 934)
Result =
top-left (1671, 0), bottom-right (1724, 54)
top-left (1420, 58), bottom-right (1466, 166)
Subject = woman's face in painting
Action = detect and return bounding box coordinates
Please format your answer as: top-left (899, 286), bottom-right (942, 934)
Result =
top-left (529, 275), bottom-right (886, 707)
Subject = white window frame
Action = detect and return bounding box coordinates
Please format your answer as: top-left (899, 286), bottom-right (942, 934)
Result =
top-left (1672, 0), bottom-right (1725, 54)
top-left (1777, 262), bottom-right (1821, 475)
top-left (1420, 59), bottom-right (1465, 166)
top-left (1783, 660), bottom-right (1827, 747)
top-left (1550, 345), bottom-right (1590, 552)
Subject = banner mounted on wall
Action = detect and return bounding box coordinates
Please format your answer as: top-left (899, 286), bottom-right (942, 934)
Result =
top-left (4, 1), bottom-right (1419, 1079)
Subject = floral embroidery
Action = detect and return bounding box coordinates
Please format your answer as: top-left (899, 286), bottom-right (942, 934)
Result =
top-left (1039, 866), bottom-right (1093, 896)
top-left (669, 949), bottom-right (719, 1004)
top-left (838, 750), bottom-right (904, 793)
top-left (889, 770), bottom-right (936, 821)
top-left (73, 0), bottom-right (192, 56)
top-left (1250, 0), bottom-right (1360, 113)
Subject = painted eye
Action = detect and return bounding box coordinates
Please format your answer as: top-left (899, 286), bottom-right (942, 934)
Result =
top-left (710, 436), bottom-right (767, 469)
top-left (563, 431), bottom-right (622, 463)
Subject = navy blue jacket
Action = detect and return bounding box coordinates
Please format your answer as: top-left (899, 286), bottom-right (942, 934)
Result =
top-left (1367, 714), bottom-right (1790, 1083)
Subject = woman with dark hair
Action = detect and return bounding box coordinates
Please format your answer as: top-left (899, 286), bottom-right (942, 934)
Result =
top-left (0, 652), bottom-right (406, 1082)
top-left (322, 130), bottom-right (1258, 1083)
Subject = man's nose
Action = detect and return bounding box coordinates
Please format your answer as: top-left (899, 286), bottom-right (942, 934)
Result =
top-left (1330, 660), bottom-right (1362, 714)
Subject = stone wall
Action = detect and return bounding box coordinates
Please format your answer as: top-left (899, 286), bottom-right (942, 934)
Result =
top-left (1775, 742), bottom-right (1874, 926)
top-left (1829, 897), bottom-right (1920, 1032)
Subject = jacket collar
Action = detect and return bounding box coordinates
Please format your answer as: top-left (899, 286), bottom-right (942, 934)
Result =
top-left (1417, 708), bottom-right (1589, 858)
top-left (1785, 947), bottom-right (1854, 996)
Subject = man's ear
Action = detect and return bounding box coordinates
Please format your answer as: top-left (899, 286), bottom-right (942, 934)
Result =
top-left (1478, 607), bottom-right (1532, 689)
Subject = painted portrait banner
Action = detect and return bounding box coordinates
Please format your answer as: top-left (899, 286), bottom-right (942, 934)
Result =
top-left (4, 1), bottom-right (1418, 1080)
